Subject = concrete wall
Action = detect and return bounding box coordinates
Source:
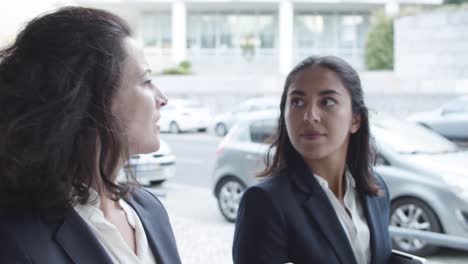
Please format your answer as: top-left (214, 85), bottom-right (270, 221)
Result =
top-left (395, 8), bottom-right (468, 83)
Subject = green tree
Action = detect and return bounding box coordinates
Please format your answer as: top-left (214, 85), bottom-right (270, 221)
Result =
top-left (365, 11), bottom-right (394, 70)
top-left (444, 0), bottom-right (468, 4)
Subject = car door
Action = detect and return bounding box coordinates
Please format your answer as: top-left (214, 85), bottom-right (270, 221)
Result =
top-left (159, 103), bottom-right (178, 131)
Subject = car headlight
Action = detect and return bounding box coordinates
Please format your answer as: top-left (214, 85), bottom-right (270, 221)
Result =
top-left (441, 173), bottom-right (468, 202)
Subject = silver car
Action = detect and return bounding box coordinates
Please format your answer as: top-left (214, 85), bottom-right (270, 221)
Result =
top-left (212, 111), bottom-right (468, 256)
top-left (408, 96), bottom-right (468, 140)
top-left (118, 139), bottom-right (176, 186)
top-left (213, 97), bottom-right (279, 136)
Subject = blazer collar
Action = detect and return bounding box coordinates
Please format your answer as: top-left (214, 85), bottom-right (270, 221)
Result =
top-left (363, 194), bottom-right (383, 264)
top-left (288, 159), bottom-right (358, 264)
top-left (125, 193), bottom-right (175, 264)
top-left (54, 208), bottom-right (113, 264)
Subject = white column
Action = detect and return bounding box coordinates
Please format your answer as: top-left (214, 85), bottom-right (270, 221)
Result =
top-left (278, 0), bottom-right (294, 75)
top-left (385, 0), bottom-right (400, 17)
top-left (172, 1), bottom-right (187, 65)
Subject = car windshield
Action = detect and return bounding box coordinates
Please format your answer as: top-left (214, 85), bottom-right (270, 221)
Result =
top-left (371, 113), bottom-right (458, 154)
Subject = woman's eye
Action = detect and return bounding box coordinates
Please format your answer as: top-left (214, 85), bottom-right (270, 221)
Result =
top-left (291, 98), bottom-right (305, 108)
top-left (323, 98), bottom-right (336, 107)
top-left (144, 79), bottom-right (152, 85)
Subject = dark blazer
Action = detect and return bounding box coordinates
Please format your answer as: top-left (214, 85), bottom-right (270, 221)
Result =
top-left (0, 188), bottom-right (181, 264)
top-left (233, 162), bottom-right (392, 264)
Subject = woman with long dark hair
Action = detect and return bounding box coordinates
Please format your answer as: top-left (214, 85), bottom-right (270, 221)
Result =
top-left (233, 56), bottom-right (392, 264)
top-left (0, 7), bottom-right (181, 263)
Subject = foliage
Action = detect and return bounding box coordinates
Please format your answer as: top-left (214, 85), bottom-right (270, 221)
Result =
top-left (161, 60), bottom-right (192, 75)
top-left (365, 11), bottom-right (394, 70)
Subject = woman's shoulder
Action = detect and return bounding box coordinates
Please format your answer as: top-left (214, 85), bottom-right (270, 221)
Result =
top-left (128, 186), bottom-right (166, 211)
top-left (243, 173), bottom-right (294, 205)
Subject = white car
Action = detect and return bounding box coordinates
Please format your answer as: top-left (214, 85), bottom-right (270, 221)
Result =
top-left (118, 139), bottom-right (176, 185)
top-left (159, 98), bottom-right (211, 133)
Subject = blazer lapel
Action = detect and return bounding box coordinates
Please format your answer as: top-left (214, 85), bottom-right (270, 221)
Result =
top-left (126, 196), bottom-right (174, 264)
top-left (289, 162), bottom-right (358, 264)
top-left (302, 189), bottom-right (358, 264)
top-left (363, 195), bottom-right (382, 264)
top-left (54, 209), bottom-right (113, 264)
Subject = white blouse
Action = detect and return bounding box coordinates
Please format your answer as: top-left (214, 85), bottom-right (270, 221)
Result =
top-left (314, 170), bottom-right (371, 264)
top-left (74, 189), bottom-right (157, 264)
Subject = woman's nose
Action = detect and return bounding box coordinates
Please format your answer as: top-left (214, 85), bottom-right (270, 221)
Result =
top-left (156, 87), bottom-right (168, 107)
top-left (304, 105), bottom-right (320, 123)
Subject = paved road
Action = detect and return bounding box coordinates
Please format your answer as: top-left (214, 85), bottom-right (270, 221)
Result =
top-left (157, 132), bottom-right (468, 263)
top-left (161, 132), bottom-right (221, 188)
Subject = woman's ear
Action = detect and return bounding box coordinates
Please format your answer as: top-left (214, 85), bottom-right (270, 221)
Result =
top-left (350, 113), bottom-right (361, 134)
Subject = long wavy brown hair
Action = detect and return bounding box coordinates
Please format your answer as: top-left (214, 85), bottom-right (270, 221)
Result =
top-left (0, 7), bottom-right (136, 213)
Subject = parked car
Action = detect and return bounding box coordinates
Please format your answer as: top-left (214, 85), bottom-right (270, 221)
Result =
top-left (212, 111), bottom-right (468, 256)
top-left (408, 96), bottom-right (468, 140)
top-left (118, 139), bottom-right (176, 186)
top-left (213, 97), bottom-right (279, 137)
top-left (159, 98), bottom-right (211, 133)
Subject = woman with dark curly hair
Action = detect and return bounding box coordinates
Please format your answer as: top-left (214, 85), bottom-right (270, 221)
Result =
top-left (0, 7), bottom-right (181, 264)
top-left (232, 56), bottom-right (393, 264)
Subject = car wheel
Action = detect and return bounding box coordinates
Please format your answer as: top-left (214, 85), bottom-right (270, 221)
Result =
top-left (169, 122), bottom-right (180, 134)
top-left (215, 123), bottom-right (228, 137)
top-left (216, 177), bottom-right (246, 222)
top-left (390, 198), bottom-right (442, 256)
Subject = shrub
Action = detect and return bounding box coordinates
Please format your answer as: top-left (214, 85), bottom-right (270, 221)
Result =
top-left (365, 11), bottom-right (394, 70)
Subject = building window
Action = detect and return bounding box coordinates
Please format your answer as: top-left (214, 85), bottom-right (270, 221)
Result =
top-left (141, 12), bottom-right (172, 48)
top-left (295, 13), bottom-right (369, 50)
top-left (187, 12), bottom-right (277, 50)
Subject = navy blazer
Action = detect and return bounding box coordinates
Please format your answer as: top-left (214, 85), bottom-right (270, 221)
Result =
top-left (233, 162), bottom-right (392, 264)
top-left (0, 188), bottom-right (181, 264)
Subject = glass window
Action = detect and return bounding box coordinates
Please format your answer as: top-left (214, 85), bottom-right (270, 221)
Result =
top-left (250, 118), bottom-right (277, 144)
top-left (338, 15), bottom-right (367, 49)
top-left (187, 12), bottom-right (277, 50)
top-left (443, 98), bottom-right (468, 114)
top-left (295, 13), bottom-right (336, 49)
top-left (141, 12), bottom-right (172, 48)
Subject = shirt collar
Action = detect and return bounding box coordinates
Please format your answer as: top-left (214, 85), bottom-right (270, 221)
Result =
top-left (313, 167), bottom-right (356, 191)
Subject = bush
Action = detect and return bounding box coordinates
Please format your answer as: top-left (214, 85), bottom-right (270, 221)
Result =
top-left (161, 60), bottom-right (192, 75)
top-left (445, 0), bottom-right (468, 4)
top-left (365, 11), bottom-right (394, 70)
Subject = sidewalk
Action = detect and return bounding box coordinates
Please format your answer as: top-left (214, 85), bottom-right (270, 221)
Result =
top-left (149, 183), bottom-right (468, 264)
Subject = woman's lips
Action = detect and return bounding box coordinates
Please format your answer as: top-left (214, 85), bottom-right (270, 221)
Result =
top-left (300, 132), bottom-right (323, 140)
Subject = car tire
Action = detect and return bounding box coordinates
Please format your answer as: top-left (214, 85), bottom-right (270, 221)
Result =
top-left (216, 177), bottom-right (246, 222)
top-left (215, 123), bottom-right (228, 137)
top-left (390, 197), bottom-right (442, 256)
top-left (169, 121), bottom-right (180, 134)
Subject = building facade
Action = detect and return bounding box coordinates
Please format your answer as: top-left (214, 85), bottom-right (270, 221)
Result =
top-left (80, 0), bottom-right (441, 74)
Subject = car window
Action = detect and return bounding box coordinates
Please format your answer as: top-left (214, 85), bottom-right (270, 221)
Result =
top-left (249, 118), bottom-right (277, 144)
top-left (231, 124), bottom-right (250, 142)
top-left (375, 154), bottom-right (390, 166)
top-left (442, 98), bottom-right (468, 114)
top-left (371, 114), bottom-right (458, 154)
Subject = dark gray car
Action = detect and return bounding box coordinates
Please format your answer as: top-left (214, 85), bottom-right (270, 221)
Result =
top-left (213, 111), bottom-right (468, 256)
